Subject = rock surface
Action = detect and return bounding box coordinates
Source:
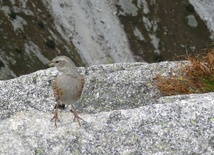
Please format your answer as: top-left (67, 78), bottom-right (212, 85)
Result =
top-left (0, 61), bottom-right (214, 155)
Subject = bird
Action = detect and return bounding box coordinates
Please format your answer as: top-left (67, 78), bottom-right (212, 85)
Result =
top-left (48, 56), bottom-right (84, 127)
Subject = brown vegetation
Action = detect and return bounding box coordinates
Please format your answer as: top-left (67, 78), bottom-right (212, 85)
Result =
top-left (155, 48), bottom-right (214, 96)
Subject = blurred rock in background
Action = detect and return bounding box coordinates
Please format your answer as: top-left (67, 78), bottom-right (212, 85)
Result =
top-left (0, 0), bottom-right (213, 79)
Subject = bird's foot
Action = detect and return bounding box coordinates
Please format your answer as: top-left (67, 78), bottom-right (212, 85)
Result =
top-left (51, 104), bottom-right (60, 127)
top-left (70, 105), bottom-right (84, 126)
top-left (51, 113), bottom-right (60, 127)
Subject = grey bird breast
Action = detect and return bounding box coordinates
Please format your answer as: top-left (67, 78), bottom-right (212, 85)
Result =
top-left (56, 74), bottom-right (82, 105)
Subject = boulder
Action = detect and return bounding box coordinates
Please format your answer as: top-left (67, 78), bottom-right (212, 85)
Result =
top-left (0, 61), bottom-right (213, 154)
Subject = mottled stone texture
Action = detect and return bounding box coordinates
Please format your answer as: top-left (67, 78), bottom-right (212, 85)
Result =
top-left (0, 61), bottom-right (213, 155)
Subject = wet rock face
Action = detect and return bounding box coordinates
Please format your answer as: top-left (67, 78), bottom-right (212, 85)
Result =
top-left (115, 0), bottom-right (213, 62)
top-left (0, 61), bottom-right (214, 154)
top-left (0, 0), bottom-right (134, 80)
top-left (0, 0), bottom-right (213, 80)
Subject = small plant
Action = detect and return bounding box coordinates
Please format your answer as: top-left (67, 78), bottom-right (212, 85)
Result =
top-left (37, 20), bottom-right (45, 29)
top-left (45, 39), bottom-right (55, 49)
top-left (8, 10), bottom-right (16, 19)
top-left (15, 48), bottom-right (22, 54)
top-left (155, 48), bottom-right (214, 96)
top-left (186, 3), bottom-right (195, 13)
top-left (154, 54), bottom-right (164, 62)
top-left (0, 60), bottom-right (5, 68)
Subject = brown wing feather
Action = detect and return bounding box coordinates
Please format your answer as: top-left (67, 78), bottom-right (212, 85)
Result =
top-left (54, 78), bottom-right (63, 102)
top-left (78, 75), bottom-right (84, 98)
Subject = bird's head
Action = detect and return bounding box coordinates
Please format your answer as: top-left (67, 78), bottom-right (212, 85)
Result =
top-left (48, 56), bottom-right (79, 77)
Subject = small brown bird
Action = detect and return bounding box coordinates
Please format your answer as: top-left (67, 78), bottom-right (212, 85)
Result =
top-left (48, 56), bottom-right (84, 127)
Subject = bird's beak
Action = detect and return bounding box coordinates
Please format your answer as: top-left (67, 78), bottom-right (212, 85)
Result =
top-left (47, 61), bottom-right (54, 67)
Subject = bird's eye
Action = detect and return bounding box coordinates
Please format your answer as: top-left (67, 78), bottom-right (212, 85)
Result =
top-left (55, 61), bottom-right (60, 64)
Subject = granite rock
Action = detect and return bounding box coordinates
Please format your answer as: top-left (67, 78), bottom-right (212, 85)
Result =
top-left (0, 61), bottom-right (213, 155)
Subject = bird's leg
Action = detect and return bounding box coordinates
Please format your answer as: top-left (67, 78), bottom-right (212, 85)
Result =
top-left (70, 105), bottom-right (84, 126)
top-left (51, 102), bottom-right (60, 127)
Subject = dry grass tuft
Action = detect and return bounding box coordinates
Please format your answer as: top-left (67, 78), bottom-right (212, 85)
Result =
top-left (155, 48), bottom-right (214, 96)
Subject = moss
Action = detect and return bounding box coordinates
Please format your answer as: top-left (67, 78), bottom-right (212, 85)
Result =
top-left (73, 149), bottom-right (80, 155)
top-left (33, 74), bottom-right (39, 84)
top-left (15, 48), bottom-right (22, 54)
top-left (162, 122), bottom-right (167, 128)
top-left (37, 20), bottom-right (45, 29)
top-left (186, 3), bottom-right (195, 13)
top-left (190, 119), bottom-right (196, 125)
top-left (119, 129), bottom-right (124, 133)
top-left (154, 54), bottom-right (164, 62)
top-left (45, 39), bottom-right (55, 49)
top-left (0, 60), bottom-right (5, 68)
top-left (35, 147), bottom-right (44, 154)
top-left (8, 10), bottom-right (16, 19)
top-left (203, 77), bottom-right (214, 91)
top-left (106, 56), bottom-right (114, 64)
